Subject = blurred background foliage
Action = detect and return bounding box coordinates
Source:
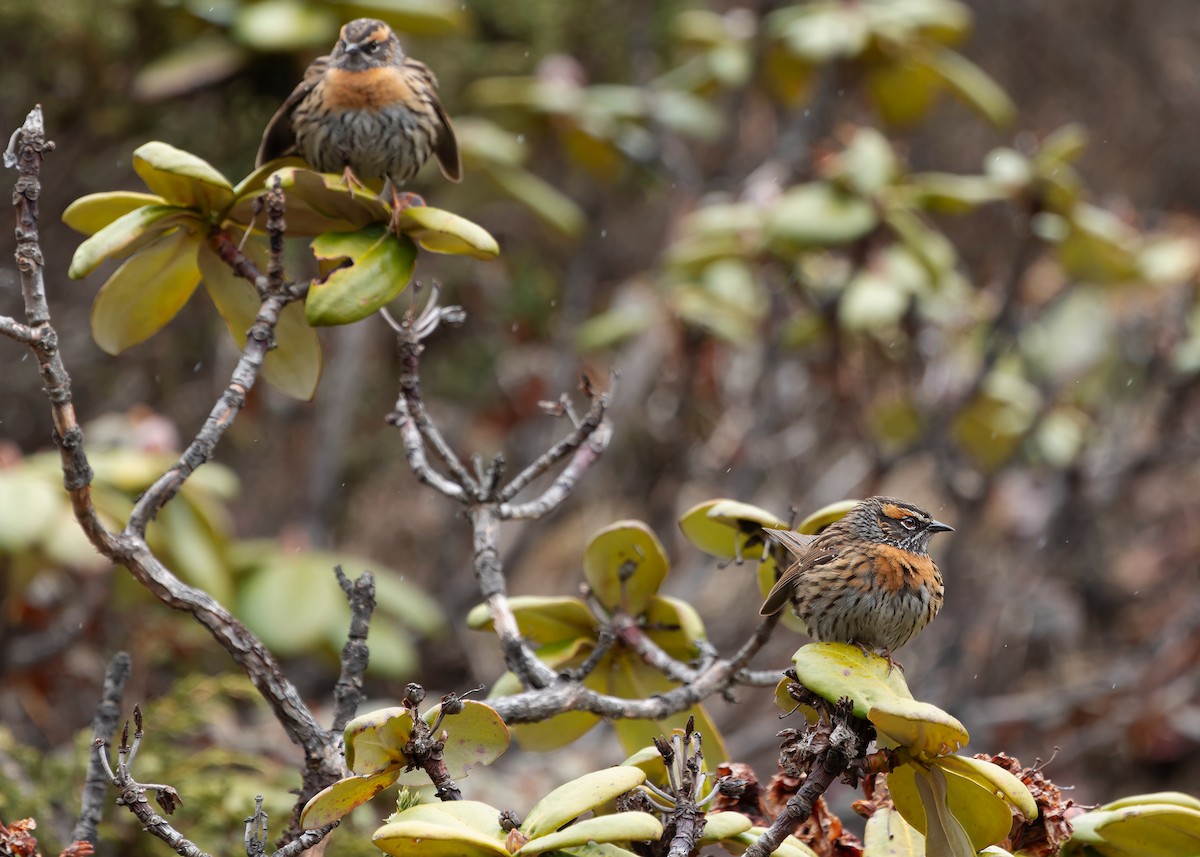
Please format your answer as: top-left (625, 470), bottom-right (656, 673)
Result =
top-left (2, 0), bottom-right (1200, 853)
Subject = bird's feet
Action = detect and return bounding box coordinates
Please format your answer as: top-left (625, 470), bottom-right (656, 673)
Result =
top-left (337, 166), bottom-right (370, 199)
top-left (387, 188), bottom-right (426, 233)
top-left (852, 641), bottom-right (904, 674)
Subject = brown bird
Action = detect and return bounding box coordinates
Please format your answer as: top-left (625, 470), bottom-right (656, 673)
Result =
top-left (760, 497), bottom-right (953, 664)
top-left (257, 18), bottom-right (461, 210)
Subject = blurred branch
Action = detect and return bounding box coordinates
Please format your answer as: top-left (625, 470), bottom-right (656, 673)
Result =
top-left (331, 566), bottom-right (375, 732)
top-left (73, 651), bottom-right (132, 846)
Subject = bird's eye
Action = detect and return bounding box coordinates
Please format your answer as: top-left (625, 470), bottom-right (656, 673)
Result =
top-left (900, 517), bottom-right (917, 531)
top-left (365, 41), bottom-right (380, 53)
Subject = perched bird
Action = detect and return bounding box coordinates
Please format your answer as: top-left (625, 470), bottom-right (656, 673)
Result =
top-left (256, 18), bottom-right (461, 209)
top-left (760, 497), bottom-right (953, 664)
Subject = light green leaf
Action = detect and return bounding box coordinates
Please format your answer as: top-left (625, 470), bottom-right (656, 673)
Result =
top-left (863, 804), bottom-right (925, 857)
top-left (69, 204), bottom-right (196, 279)
top-left (936, 755), bottom-right (1037, 821)
top-left (466, 596), bottom-right (598, 643)
top-left (796, 500), bottom-right (859, 534)
top-left (340, 0), bottom-right (471, 37)
top-left (919, 47), bottom-right (1015, 128)
top-left (132, 141), bottom-right (235, 213)
top-left (521, 767), bottom-right (646, 838)
top-left (197, 243), bottom-right (323, 400)
top-left (394, 206), bottom-right (500, 259)
top-left (890, 761), bottom-right (1014, 854)
top-left (0, 468), bottom-right (63, 551)
top-left (373, 803), bottom-right (509, 857)
top-left (485, 164), bottom-right (586, 238)
top-left (907, 764), bottom-right (974, 857)
top-left (700, 812), bottom-right (753, 843)
top-left (583, 520), bottom-right (669, 616)
top-left (518, 813), bottom-right (662, 854)
top-left (729, 828), bottom-right (820, 857)
top-left (394, 701), bottom-right (510, 786)
top-left (342, 706), bottom-right (415, 774)
top-left (232, 0), bottom-right (338, 51)
top-left (767, 183), bottom-right (878, 248)
top-left (90, 231), bottom-right (204, 354)
top-left (306, 224), bottom-right (417, 326)
top-left (300, 769), bottom-right (400, 828)
top-left (678, 499), bottom-right (788, 561)
top-left (63, 192), bottom-right (168, 236)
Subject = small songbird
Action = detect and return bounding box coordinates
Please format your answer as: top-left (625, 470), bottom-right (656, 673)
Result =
top-left (256, 18), bottom-right (461, 207)
top-left (760, 497), bottom-right (953, 663)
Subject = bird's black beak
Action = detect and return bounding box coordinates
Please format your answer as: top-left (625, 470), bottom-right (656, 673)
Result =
top-left (344, 42), bottom-right (361, 55)
top-left (927, 519), bottom-right (954, 533)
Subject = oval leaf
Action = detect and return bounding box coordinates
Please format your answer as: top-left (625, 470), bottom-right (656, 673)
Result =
top-left (306, 225), bottom-right (417, 326)
top-left (466, 595), bottom-right (599, 643)
top-left (583, 520), bottom-right (669, 616)
top-left (788, 642), bottom-right (914, 719)
top-left (395, 700), bottom-right (510, 785)
top-left (678, 499), bottom-right (788, 561)
top-left (69, 205), bottom-right (195, 279)
top-left (796, 499), bottom-right (860, 534)
top-left (90, 232), bottom-right (203, 354)
top-left (300, 770), bottom-right (399, 828)
top-left (395, 206), bottom-right (500, 259)
top-left (518, 813), bottom-right (662, 855)
top-left (63, 192), bottom-right (168, 236)
top-left (767, 183), bottom-right (878, 248)
top-left (521, 767), bottom-right (647, 838)
top-left (343, 706), bottom-right (415, 774)
top-left (869, 700), bottom-right (968, 759)
top-left (889, 762), bottom-right (1010, 855)
top-left (198, 243), bottom-right (323, 400)
top-left (133, 141), bottom-right (235, 213)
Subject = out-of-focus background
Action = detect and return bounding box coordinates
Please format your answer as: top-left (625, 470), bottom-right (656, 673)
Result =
top-left (2, 0), bottom-right (1199, 853)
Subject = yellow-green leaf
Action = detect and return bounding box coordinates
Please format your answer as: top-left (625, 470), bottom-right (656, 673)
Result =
top-left (69, 204), bottom-right (196, 279)
top-left (484, 164), bottom-right (586, 238)
top-left (395, 206), bottom-right (500, 260)
top-left (521, 767), bottom-right (646, 838)
top-left (796, 500), bottom-right (860, 534)
top-left (395, 701), bottom-right (510, 786)
top-left (936, 755), bottom-right (1037, 821)
top-left (342, 706), bottom-right (416, 774)
top-left (767, 183), bottom-right (878, 248)
top-left (90, 231), bottom-right (204, 354)
top-left (306, 225), bottom-right (417, 326)
top-left (132, 141), bottom-right (235, 213)
top-left (373, 805), bottom-right (508, 857)
top-left (63, 192), bottom-right (168, 236)
top-left (919, 47), bottom-right (1015, 128)
top-left (678, 499), bottom-right (788, 561)
top-left (583, 520), bottom-right (669, 616)
top-left (197, 243), bottom-right (323, 400)
top-left (518, 813), bottom-right (662, 854)
top-left (300, 769), bottom-right (399, 828)
top-left (863, 804), bottom-right (925, 857)
top-left (700, 812), bottom-right (753, 843)
top-left (890, 761), bottom-right (1014, 854)
top-left (869, 700), bottom-right (968, 759)
top-left (466, 595), bottom-right (599, 643)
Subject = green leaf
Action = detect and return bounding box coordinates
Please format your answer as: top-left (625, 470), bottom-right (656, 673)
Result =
top-left (642, 595), bottom-right (707, 660)
top-left (234, 167), bottom-right (391, 236)
top-left (605, 658), bottom-right (729, 762)
top-left (237, 552), bottom-right (346, 655)
top-left (1062, 801), bottom-right (1200, 857)
top-left (467, 595), bottom-right (599, 643)
top-left (89, 231), bottom-right (204, 354)
top-left (699, 812), bottom-right (753, 843)
top-left (68, 204), bottom-right (196, 279)
top-left (197, 243), bottom-right (323, 400)
top-left (767, 183), bottom-right (878, 248)
top-left (342, 707), bottom-right (416, 774)
top-left (583, 520), bottom-right (669, 616)
top-left (394, 206), bottom-right (500, 259)
top-left (63, 192), bottom-right (168, 236)
top-left (863, 805), bottom-right (925, 857)
top-left (373, 802), bottom-right (509, 857)
top-left (796, 500), bottom-right (859, 534)
top-left (300, 769), bottom-right (400, 828)
top-left (905, 764), bottom-right (974, 857)
top-left (521, 767), bottom-right (647, 838)
top-left (832, 127), bottom-right (899, 197)
top-left (788, 641), bottom-right (913, 716)
top-left (132, 141), bottom-right (235, 213)
top-left (0, 468), bottom-right (62, 550)
top-left (232, 0), bottom-right (338, 51)
top-left (904, 173), bottom-right (1009, 214)
top-left (678, 498), bottom-right (789, 562)
top-left (306, 224), bottom-right (417, 326)
top-left (340, 0), bottom-right (472, 38)
top-left (936, 755), bottom-right (1037, 821)
top-left (394, 701), bottom-right (510, 786)
top-left (769, 3), bottom-right (869, 62)
top-left (484, 164), bottom-right (586, 238)
top-left (153, 500), bottom-right (232, 606)
top-left (919, 47), bottom-right (1016, 128)
top-left (890, 761), bottom-right (1014, 853)
top-left (1100, 793), bottom-right (1200, 812)
top-left (518, 813), bottom-right (663, 854)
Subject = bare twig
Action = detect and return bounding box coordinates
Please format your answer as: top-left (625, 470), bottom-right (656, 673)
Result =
top-left (73, 652), bottom-right (132, 845)
top-left (126, 182), bottom-right (298, 535)
top-left (331, 566), bottom-right (375, 732)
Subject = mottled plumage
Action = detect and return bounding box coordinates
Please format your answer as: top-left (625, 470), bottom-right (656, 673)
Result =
top-left (256, 18), bottom-right (460, 190)
top-left (760, 497), bottom-right (953, 655)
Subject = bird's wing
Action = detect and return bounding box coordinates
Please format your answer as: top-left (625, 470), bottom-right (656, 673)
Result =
top-left (256, 56), bottom-right (330, 167)
top-left (763, 528), bottom-right (815, 557)
top-left (759, 530), bottom-right (836, 616)
top-left (404, 58), bottom-right (461, 182)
